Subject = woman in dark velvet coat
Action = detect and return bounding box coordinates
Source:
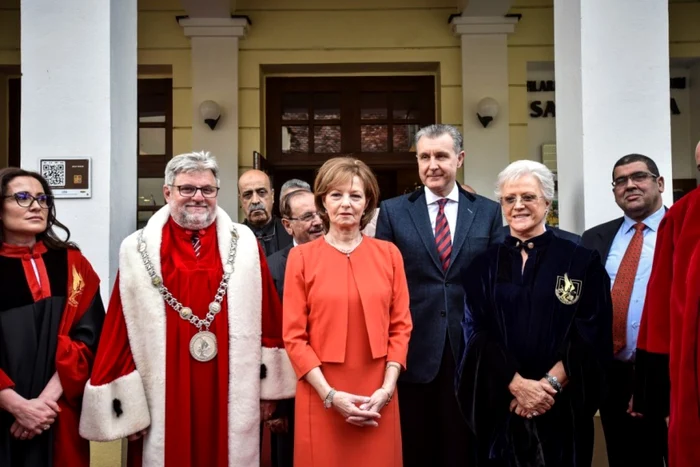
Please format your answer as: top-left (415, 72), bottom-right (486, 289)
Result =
top-left (456, 160), bottom-right (612, 467)
top-left (0, 168), bottom-right (105, 467)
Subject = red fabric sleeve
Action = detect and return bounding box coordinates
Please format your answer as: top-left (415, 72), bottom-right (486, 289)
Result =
top-left (260, 243), bottom-right (285, 349)
top-left (386, 244), bottom-right (413, 368)
top-left (0, 370), bottom-right (14, 391)
top-left (90, 273), bottom-right (137, 385)
top-left (634, 211), bottom-right (673, 417)
top-left (55, 251), bottom-right (104, 405)
top-left (637, 214), bottom-right (673, 355)
top-left (282, 247), bottom-right (322, 378)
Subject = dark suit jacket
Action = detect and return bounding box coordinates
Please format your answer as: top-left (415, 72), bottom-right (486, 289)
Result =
top-left (375, 185), bottom-right (503, 384)
top-left (580, 217), bottom-right (625, 265)
top-left (501, 225), bottom-right (581, 245)
top-left (267, 243), bottom-right (293, 302)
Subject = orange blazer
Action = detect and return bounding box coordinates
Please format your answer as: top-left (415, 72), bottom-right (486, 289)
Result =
top-left (283, 236), bottom-right (413, 379)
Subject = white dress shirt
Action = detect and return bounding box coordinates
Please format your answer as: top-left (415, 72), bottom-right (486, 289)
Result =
top-left (425, 184), bottom-right (459, 243)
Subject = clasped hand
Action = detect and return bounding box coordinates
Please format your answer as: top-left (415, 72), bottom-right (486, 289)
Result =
top-left (509, 377), bottom-right (557, 418)
top-left (331, 390), bottom-right (386, 428)
top-left (10, 397), bottom-right (60, 440)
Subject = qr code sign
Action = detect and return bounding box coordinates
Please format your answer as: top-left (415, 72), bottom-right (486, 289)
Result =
top-left (41, 161), bottom-right (66, 187)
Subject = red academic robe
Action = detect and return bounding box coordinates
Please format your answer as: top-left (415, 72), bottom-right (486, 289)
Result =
top-left (635, 187), bottom-right (700, 467)
top-left (0, 242), bottom-right (105, 467)
top-left (79, 207), bottom-right (296, 467)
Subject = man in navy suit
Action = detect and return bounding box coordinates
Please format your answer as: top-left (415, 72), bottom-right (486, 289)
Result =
top-left (376, 124), bottom-right (503, 467)
top-left (581, 154), bottom-right (668, 467)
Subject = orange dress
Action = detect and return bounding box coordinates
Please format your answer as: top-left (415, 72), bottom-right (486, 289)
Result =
top-left (283, 236), bottom-right (413, 467)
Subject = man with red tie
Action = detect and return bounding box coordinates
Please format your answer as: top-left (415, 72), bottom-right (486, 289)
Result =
top-left (581, 154), bottom-right (668, 467)
top-left (375, 124), bottom-right (503, 466)
top-left (634, 142), bottom-right (700, 467)
top-left (79, 151), bottom-right (296, 467)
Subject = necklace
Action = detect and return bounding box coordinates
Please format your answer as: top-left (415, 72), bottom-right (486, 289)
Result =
top-left (137, 228), bottom-right (239, 362)
top-left (325, 234), bottom-right (363, 256)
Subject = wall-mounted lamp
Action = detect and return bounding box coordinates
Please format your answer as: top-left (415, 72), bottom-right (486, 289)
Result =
top-left (476, 97), bottom-right (499, 128)
top-left (199, 100), bottom-right (221, 130)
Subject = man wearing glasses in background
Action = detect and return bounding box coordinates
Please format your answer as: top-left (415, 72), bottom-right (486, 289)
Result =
top-left (266, 187), bottom-right (324, 467)
top-left (581, 154), bottom-right (668, 467)
top-left (80, 151), bottom-right (296, 467)
top-left (239, 169), bottom-right (292, 256)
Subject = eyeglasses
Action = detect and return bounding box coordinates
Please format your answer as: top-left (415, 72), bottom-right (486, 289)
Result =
top-left (3, 192), bottom-right (53, 209)
top-left (499, 194), bottom-right (543, 206)
top-left (286, 211), bottom-right (320, 222)
top-left (171, 185), bottom-right (220, 198)
top-left (612, 171), bottom-right (658, 188)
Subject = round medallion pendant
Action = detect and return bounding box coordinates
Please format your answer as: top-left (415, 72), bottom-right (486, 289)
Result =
top-left (189, 331), bottom-right (218, 362)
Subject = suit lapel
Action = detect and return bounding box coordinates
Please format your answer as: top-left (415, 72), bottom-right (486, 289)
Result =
top-left (598, 217), bottom-right (624, 262)
top-left (448, 192), bottom-right (477, 272)
top-left (407, 193), bottom-right (443, 272)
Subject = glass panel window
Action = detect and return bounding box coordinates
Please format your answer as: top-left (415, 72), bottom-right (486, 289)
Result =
top-left (282, 93), bottom-right (309, 120)
top-left (138, 178), bottom-right (165, 207)
top-left (139, 114), bottom-right (166, 123)
top-left (313, 93), bottom-right (341, 120)
top-left (139, 128), bottom-right (166, 155)
top-left (392, 124), bottom-right (419, 152)
top-left (392, 92), bottom-right (421, 120)
top-left (314, 126), bottom-right (341, 153)
top-left (361, 125), bottom-right (388, 152)
top-left (282, 126), bottom-right (309, 153)
top-left (361, 93), bottom-right (387, 120)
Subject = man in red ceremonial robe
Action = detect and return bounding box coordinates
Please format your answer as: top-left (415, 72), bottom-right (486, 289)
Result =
top-left (79, 152), bottom-right (296, 467)
top-left (634, 143), bottom-right (700, 467)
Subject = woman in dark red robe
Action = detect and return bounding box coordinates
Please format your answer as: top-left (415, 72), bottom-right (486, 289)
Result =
top-left (0, 168), bottom-right (105, 467)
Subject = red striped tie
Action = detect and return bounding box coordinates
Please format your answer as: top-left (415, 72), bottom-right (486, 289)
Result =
top-left (435, 199), bottom-right (452, 271)
top-left (191, 233), bottom-right (201, 258)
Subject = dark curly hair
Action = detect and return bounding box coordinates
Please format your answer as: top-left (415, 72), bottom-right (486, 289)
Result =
top-left (0, 167), bottom-right (78, 250)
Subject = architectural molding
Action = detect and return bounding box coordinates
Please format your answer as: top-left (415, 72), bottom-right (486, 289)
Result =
top-left (457, 0), bottom-right (514, 18)
top-left (178, 17), bottom-right (249, 38)
top-left (450, 15), bottom-right (518, 36)
top-left (179, 0), bottom-right (230, 19)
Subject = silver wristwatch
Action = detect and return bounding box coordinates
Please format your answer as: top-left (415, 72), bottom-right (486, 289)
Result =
top-left (323, 388), bottom-right (337, 409)
top-left (545, 373), bottom-right (562, 393)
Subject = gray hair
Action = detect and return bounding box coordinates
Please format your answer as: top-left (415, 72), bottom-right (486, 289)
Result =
top-left (164, 151), bottom-right (220, 186)
top-left (414, 124), bottom-right (463, 154)
top-left (495, 160), bottom-right (555, 202)
top-left (280, 178), bottom-right (311, 194)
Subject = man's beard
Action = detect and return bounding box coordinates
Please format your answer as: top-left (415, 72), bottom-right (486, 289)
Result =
top-left (173, 205), bottom-right (216, 230)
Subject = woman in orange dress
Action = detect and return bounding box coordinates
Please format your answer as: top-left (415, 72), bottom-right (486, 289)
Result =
top-left (283, 157), bottom-right (413, 467)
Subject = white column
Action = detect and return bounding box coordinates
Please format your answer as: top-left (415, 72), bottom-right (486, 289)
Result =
top-left (21, 0), bottom-right (137, 298)
top-left (451, 16), bottom-right (517, 200)
top-left (180, 18), bottom-right (248, 221)
top-left (554, 0), bottom-right (672, 233)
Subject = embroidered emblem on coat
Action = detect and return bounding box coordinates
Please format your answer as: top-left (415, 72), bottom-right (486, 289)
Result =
top-left (555, 273), bottom-right (582, 305)
top-left (68, 265), bottom-right (85, 307)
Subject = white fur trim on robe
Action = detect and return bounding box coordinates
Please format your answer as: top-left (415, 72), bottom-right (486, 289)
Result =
top-left (261, 347), bottom-right (297, 399)
top-left (117, 205), bottom-right (263, 467)
top-left (79, 371), bottom-right (150, 441)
